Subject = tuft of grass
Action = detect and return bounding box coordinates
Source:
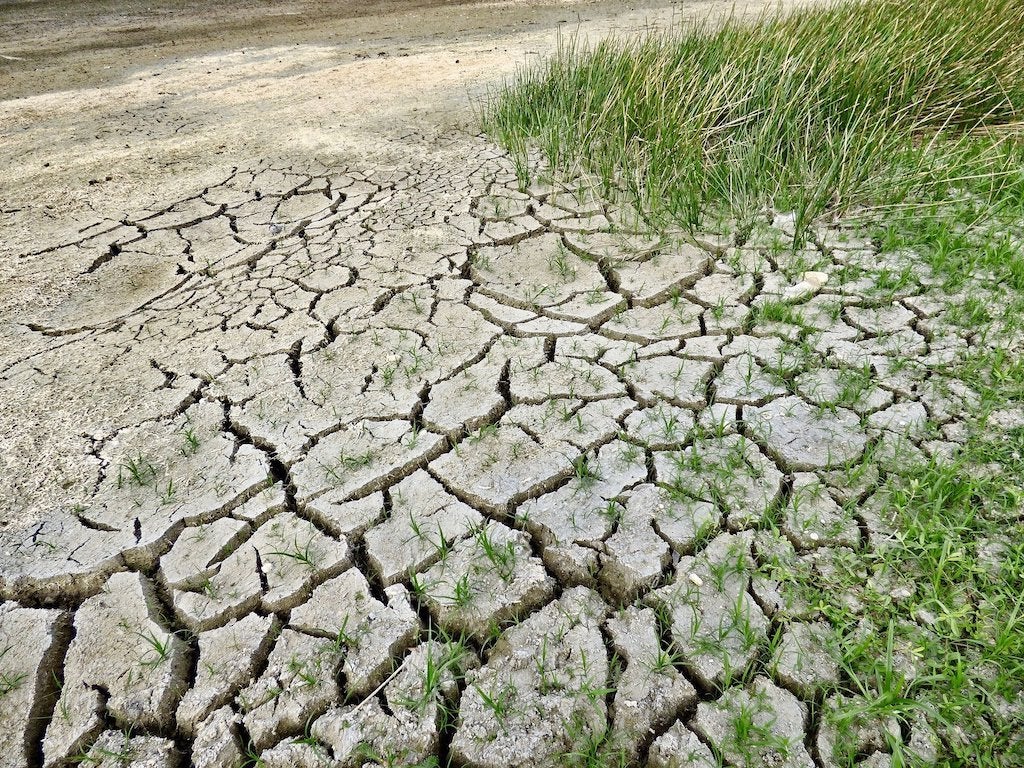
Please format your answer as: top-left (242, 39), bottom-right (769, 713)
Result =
top-left (485, 0), bottom-right (1024, 233)
top-left (134, 629), bottom-right (173, 669)
top-left (117, 452), bottom-right (158, 489)
top-left (267, 537), bottom-right (318, 568)
top-left (476, 680), bottom-right (517, 724)
top-left (0, 671), bottom-right (27, 698)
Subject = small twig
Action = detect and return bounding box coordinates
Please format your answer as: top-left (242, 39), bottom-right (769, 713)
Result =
top-left (345, 655), bottom-right (412, 716)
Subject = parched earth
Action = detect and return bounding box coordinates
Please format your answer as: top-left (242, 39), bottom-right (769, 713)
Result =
top-left (0, 2), bottom-right (989, 767)
top-left (1, 131), bottom-right (975, 766)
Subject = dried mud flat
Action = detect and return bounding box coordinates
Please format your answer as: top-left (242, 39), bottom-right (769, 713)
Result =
top-left (0, 1), bottom-right (984, 767)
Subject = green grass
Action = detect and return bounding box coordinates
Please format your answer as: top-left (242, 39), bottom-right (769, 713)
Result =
top-left (485, 0), bottom-right (1024, 234)
top-left (775, 430), bottom-right (1024, 765)
top-left (755, 339), bottom-right (1024, 765)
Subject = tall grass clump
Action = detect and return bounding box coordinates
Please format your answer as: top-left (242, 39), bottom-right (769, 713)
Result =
top-left (485, 0), bottom-right (1024, 230)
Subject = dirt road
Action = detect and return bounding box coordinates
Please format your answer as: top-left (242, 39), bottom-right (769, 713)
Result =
top-left (1, 0), bottom-right (685, 99)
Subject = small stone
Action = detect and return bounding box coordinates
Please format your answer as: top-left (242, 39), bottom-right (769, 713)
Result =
top-left (907, 711), bottom-right (940, 764)
top-left (803, 270), bottom-right (829, 287)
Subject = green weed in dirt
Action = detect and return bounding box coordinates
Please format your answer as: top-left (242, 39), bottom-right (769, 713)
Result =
top-left (774, 431), bottom-right (1024, 764)
top-left (490, 1), bottom-right (1024, 765)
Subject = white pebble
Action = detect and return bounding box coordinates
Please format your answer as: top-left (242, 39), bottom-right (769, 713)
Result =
top-left (802, 270), bottom-right (829, 288)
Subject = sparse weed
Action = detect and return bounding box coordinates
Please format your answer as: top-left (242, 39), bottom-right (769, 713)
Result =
top-left (239, 742), bottom-right (265, 768)
top-left (0, 670), bottom-right (27, 697)
top-left (571, 453), bottom-right (602, 489)
top-left (474, 525), bottom-right (517, 581)
top-left (181, 426), bottom-right (200, 456)
top-left (323, 449), bottom-right (376, 482)
top-left (157, 477), bottom-right (176, 504)
top-left (117, 452), bottom-right (158, 489)
top-left (451, 574), bottom-right (473, 607)
top-left (476, 680), bottom-right (516, 724)
top-left (72, 730), bottom-right (136, 765)
top-left (548, 243), bottom-right (577, 281)
top-left (267, 537), bottom-right (318, 568)
top-left (469, 424), bottom-right (499, 443)
top-left (135, 629), bottom-right (172, 669)
top-left (409, 573), bottom-right (428, 601)
top-left (286, 654), bottom-right (321, 688)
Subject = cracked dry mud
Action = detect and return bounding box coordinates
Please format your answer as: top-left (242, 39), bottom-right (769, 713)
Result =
top-left (0, 87), bottom-right (982, 767)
